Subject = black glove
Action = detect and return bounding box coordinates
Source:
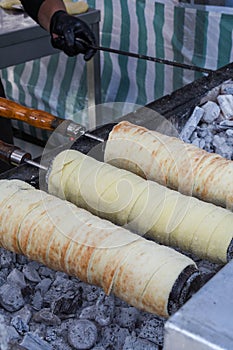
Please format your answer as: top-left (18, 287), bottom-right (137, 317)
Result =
top-left (50, 10), bottom-right (96, 60)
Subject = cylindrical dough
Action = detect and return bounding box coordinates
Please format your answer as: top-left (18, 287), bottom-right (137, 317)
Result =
top-left (0, 179), bottom-right (197, 318)
top-left (48, 150), bottom-right (233, 263)
top-left (104, 121), bottom-right (233, 210)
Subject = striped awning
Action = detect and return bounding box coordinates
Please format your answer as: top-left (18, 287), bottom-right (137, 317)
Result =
top-left (1, 0), bottom-right (233, 139)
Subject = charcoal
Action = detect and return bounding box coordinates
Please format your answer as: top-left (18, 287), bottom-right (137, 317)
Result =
top-left (20, 332), bottom-right (53, 350)
top-left (51, 337), bottom-right (74, 350)
top-left (199, 139), bottom-right (206, 149)
top-left (180, 106), bottom-right (204, 141)
top-left (0, 315), bottom-right (8, 350)
top-left (44, 327), bottom-right (57, 342)
top-left (202, 101), bottom-right (220, 123)
top-left (38, 266), bottom-right (55, 279)
top-left (33, 309), bottom-right (61, 326)
top-left (191, 138), bottom-right (201, 148)
top-left (0, 249), bottom-right (16, 268)
top-left (54, 271), bottom-right (69, 281)
top-left (56, 318), bottom-right (74, 337)
top-left (52, 276), bottom-right (76, 295)
top-left (213, 134), bottom-right (233, 158)
top-left (30, 323), bottom-right (49, 338)
top-left (95, 293), bottom-right (115, 326)
top-left (213, 135), bottom-right (226, 149)
top-left (28, 261), bottom-right (42, 270)
top-left (190, 131), bottom-right (198, 141)
top-left (21, 285), bottom-right (34, 303)
top-left (0, 283), bottom-right (24, 312)
top-left (0, 272), bottom-right (6, 288)
top-left (101, 324), bottom-right (130, 349)
top-left (199, 122), bottom-right (208, 128)
top-left (35, 278), bottom-right (52, 296)
top-left (79, 305), bottom-right (96, 320)
top-left (139, 317), bottom-right (164, 346)
top-left (7, 269), bottom-right (27, 289)
top-left (221, 82), bottom-right (233, 95)
top-left (67, 319), bottom-right (98, 349)
top-left (7, 340), bottom-right (28, 350)
top-left (51, 293), bottom-right (82, 316)
top-left (226, 129), bottom-right (233, 137)
top-left (11, 315), bottom-right (29, 335)
top-left (32, 290), bottom-right (43, 311)
top-left (197, 127), bottom-right (208, 138)
top-left (114, 307), bottom-right (140, 329)
top-left (215, 112), bottom-right (225, 123)
top-left (205, 133), bottom-right (213, 144)
top-left (22, 264), bottom-right (41, 283)
top-left (16, 255), bottom-right (30, 267)
top-left (200, 85), bottom-right (221, 104)
top-left (217, 94), bottom-right (233, 119)
top-left (14, 305), bottom-right (32, 325)
top-left (7, 325), bottom-right (21, 341)
top-left (79, 283), bottom-right (101, 302)
top-left (123, 334), bottom-right (159, 350)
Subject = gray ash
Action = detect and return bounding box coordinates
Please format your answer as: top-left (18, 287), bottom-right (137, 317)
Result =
top-left (180, 79), bottom-right (233, 159)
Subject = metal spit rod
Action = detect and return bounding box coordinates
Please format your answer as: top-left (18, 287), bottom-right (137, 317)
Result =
top-left (90, 44), bottom-right (214, 74)
top-left (74, 38), bottom-right (214, 74)
top-left (0, 140), bottom-right (47, 171)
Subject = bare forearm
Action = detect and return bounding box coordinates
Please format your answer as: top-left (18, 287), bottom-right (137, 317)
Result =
top-left (38, 0), bottom-right (66, 31)
top-left (20, 0), bottom-right (66, 31)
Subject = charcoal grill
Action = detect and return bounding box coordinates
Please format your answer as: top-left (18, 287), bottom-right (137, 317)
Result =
top-left (2, 62), bottom-right (233, 349)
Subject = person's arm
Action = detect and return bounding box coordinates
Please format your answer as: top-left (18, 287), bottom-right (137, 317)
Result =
top-left (20, 0), bottom-right (96, 59)
top-left (38, 0), bottom-right (66, 32)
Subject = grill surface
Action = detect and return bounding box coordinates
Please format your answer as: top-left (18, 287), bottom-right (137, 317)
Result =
top-left (1, 63), bottom-right (233, 349)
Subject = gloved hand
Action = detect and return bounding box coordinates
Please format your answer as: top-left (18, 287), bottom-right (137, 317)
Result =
top-left (50, 10), bottom-right (96, 60)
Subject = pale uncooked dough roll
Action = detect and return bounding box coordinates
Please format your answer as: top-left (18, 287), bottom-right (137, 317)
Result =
top-left (48, 150), bottom-right (233, 263)
top-left (104, 121), bottom-right (233, 209)
top-left (0, 179), bottom-right (198, 317)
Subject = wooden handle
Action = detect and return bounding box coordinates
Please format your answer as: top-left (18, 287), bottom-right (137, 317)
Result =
top-left (0, 97), bottom-right (64, 131)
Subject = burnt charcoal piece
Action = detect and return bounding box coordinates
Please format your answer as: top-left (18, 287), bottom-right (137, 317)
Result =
top-left (22, 264), bottom-right (41, 283)
top-left (67, 319), bottom-right (98, 350)
top-left (33, 309), bottom-right (61, 326)
top-left (52, 294), bottom-right (83, 316)
top-left (20, 332), bottom-right (53, 350)
top-left (139, 316), bottom-right (164, 346)
top-left (123, 335), bottom-right (159, 350)
top-left (8, 340), bottom-right (28, 350)
top-left (0, 283), bottom-right (25, 312)
top-left (7, 269), bottom-right (27, 289)
top-left (11, 315), bottom-right (29, 335)
top-left (101, 324), bottom-right (130, 349)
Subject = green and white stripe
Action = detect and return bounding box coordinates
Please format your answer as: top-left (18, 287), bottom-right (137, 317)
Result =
top-left (1, 1), bottom-right (233, 140)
